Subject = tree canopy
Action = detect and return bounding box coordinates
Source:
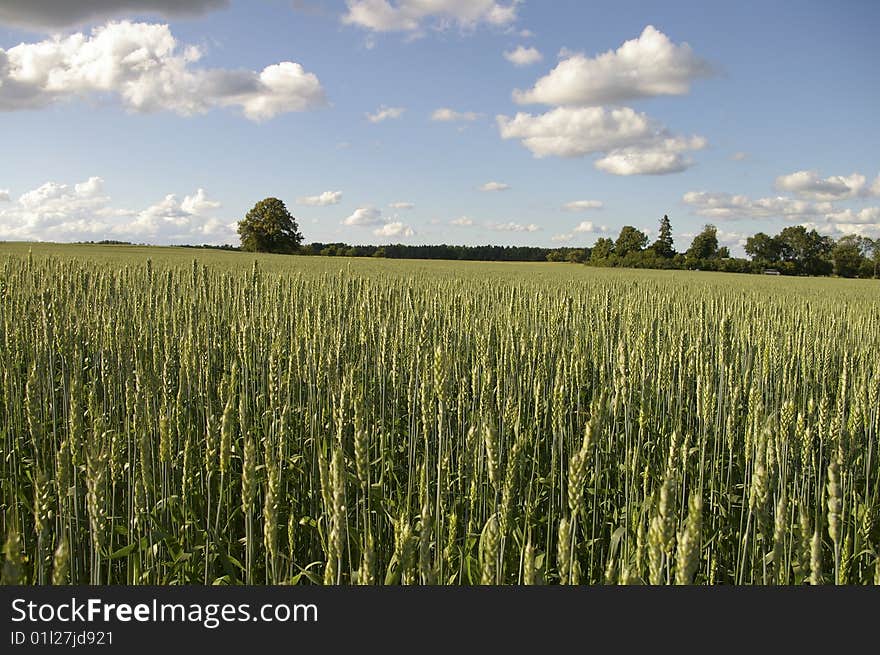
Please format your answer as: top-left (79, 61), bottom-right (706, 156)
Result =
top-left (238, 198), bottom-right (303, 254)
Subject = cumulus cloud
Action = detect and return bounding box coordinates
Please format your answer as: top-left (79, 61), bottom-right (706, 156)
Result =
top-left (487, 221), bottom-right (540, 232)
top-left (825, 207), bottom-right (880, 225)
top-left (373, 220), bottom-right (414, 237)
top-left (431, 108), bottom-right (482, 122)
top-left (504, 45), bottom-right (542, 66)
top-left (774, 170), bottom-right (876, 201)
top-left (573, 221), bottom-right (606, 233)
top-left (563, 200), bottom-right (603, 211)
top-left (343, 207), bottom-right (384, 226)
top-left (389, 201), bottom-right (414, 209)
top-left (0, 189), bottom-right (11, 202)
top-left (479, 181), bottom-right (510, 192)
top-left (367, 105), bottom-right (406, 122)
top-left (0, 176), bottom-right (236, 243)
top-left (342, 0), bottom-right (517, 33)
top-left (0, 21), bottom-right (326, 120)
top-left (682, 191), bottom-right (832, 221)
top-left (594, 136), bottom-right (707, 175)
top-left (497, 106), bottom-right (706, 174)
top-left (0, 0), bottom-right (228, 31)
top-left (551, 221), bottom-right (605, 242)
top-left (298, 191), bottom-right (343, 206)
top-left (513, 25), bottom-right (712, 106)
top-left (686, 187), bottom-right (880, 239)
top-left (803, 221), bottom-right (880, 240)
top-left (450, 216), bottom-right (473, 226)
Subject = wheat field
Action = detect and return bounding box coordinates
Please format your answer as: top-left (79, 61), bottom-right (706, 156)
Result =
top-left (1, 244), bottom-right (878, 585)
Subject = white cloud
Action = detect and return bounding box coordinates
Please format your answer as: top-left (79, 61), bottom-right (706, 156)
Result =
top-left (594, 136), bottom-right (707, 175)
top-left (550, 222), bottom-right (606, 242)
top-left (802, 221), bottom-right (880, 240)
top-left (0, 176), bottom-right (235, 243)
top-left (0, 21), bottom-right (326, 120)
top-left (480, 181), bottom-right (510, 192)
top-left (373, 220), bottom-right (414, 237)
top-left (513, 25), bottom-right (712, 106)
top-left (682, 191), bottom-right (832, 221)
top-left (342, 0), bottom-right (517, 33)
top-left (298, 191), bottom-right (343, 206)
top-left (389, 201), bottom-right (414, 209)
top-left (450, 216), bottom-right (473, 226)
top-left (0, 0), bottom-right (228, 31)
top-left (563, 200), bottom-right (603, 211)
top-left (0, 190), bottom-right (9, 202)
top-left (774, 170), bottom-right (874, 201)
top-left (685, 188), bottom-right (880, 239)
top-left (367, 105), bottom-right (406, 122)
top-left (825, 207), bottom-right (880, 225)
top-left (573, 221), bottom-right (605, 233)
top-left (180, 187), bottom-right (220, 214)
top-left (487, 221), bottom-right (540, 232)
top-left (731, 152), bottom-right (748, 161)
top-left (343, 207), bottom-right (384, 226)
top-left (504, 45), bottom-right (543, 66)
top-left (431, 107), bottom-right (482, 122)
top-left (497, 106), bottom-right (706, 174)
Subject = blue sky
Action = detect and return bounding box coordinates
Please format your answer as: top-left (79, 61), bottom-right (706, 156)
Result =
top-left (1, 0), bottom-right (878, 253)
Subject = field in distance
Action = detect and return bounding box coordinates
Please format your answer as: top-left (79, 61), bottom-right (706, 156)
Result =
top-left (0, 242), bottom-right (877, 585)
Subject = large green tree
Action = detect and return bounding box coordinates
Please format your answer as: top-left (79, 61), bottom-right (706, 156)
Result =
top-left (590, 237), bottom-right (615, 262)
top-left (831, 235), bottom-right (865, 278)
top-left (776, 225), bottom-right (832, 276)
top-left (238, 198), bottom-right (303, 254)
top-left (614, 226), bottom-right (648, 257)
top-left (686, 224), bottom-right (720, 262)
top-left (745, 232), bottom-right (782, 266)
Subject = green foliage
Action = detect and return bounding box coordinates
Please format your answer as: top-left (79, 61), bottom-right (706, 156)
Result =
top-left (615, 226), bottom-right (649, 257)
top-left (590, 237), bottom-right (615, 263)
top-left (237, 197), bottom-right (303, 254)
top-left (686, 224), bottom-right (721, 263)
top-left (745, 232), bottom-right (782, 266)
top-left (652, 215), bottom-right (675, 258)
top-left (832, 236), bottom-right (866, 278)
top-left (776, 226), bottom-right (833, 276)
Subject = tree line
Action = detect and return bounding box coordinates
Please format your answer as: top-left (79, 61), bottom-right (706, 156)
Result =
top-left (85, 197), bottom-right (880, 279)
top-left (582, 216), bottom-right (879, 278)
top-left (235, 199), bottom-right (879, 278)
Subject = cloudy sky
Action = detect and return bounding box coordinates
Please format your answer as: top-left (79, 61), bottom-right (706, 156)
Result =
top-left (1, 0), bottom-right (878, 252)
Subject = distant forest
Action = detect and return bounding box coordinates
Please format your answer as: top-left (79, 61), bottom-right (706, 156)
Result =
top-left (86, 215), bottom-right (880, 279)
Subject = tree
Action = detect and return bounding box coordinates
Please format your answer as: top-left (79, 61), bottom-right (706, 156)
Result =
top-left (831, 235), bottom-right (865, 278)
top-left (566, 248), bottom-right (587, 263)
top-left (238, 198), bottom-right (303, 254)
top-left (615, 226), bottom-right (648, 257)
top-left (686, 224), bottom-right (720, 262)
top-left (776, 226), bottom-right (832, 276)
top-left (865, 237), bottom-right (880, 278)
top-left (744, 232), bottom-right (782, 266)
top-left (652, 214), bottom-right (675, 258)
top-left (590, 237), bottom-right (615, 262)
